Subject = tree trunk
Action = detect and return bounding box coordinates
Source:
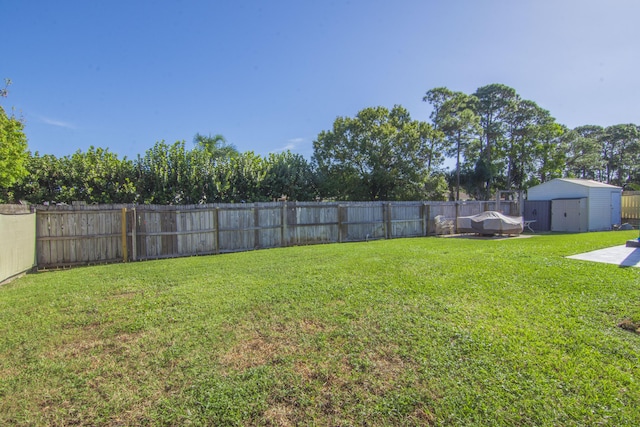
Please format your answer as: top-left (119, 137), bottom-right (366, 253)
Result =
top-left (456, 130), bottom-right (461, 201)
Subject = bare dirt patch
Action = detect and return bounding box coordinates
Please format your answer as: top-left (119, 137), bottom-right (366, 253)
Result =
top-left (263, 403), bottom-right (296, 427)
top-left (220, 335), bottom-right (281, 370)
top-left (108, 290), bottom-right (139, 299)
top-left (618, 318), bottom-right (640, 334)
top-left (220, 317), bottom-right (331, 371)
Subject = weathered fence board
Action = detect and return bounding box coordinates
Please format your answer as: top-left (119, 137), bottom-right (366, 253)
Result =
top-left (343, 203), bottom-right (383, 241)
top-left (218, 207), bottom-right (255, 252)
top-left (258, 206), bottom-right (282, 248)
top-left (285, 203), bottom-right (338, 245)
top-left (34, 200), bottom-right (519, 268)
top-left (36, 210), bottom-right (124, 268)
top-left (390, 204), bottom-right (422, 238)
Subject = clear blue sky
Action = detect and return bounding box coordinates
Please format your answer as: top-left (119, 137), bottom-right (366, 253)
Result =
top-left (3, 0), bottom-right (639, 161)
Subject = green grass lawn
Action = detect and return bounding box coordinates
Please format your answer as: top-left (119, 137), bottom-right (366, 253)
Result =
top-left (1, 231), bottom-right (640, 426)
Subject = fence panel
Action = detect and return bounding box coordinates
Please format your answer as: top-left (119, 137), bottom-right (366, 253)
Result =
top-left (287, 203), bottom-right (339, 245)
top-left (218, 207), bottom-right (256, 252)
top-left (390, 203), bottom-right (423, 238)
top-left (258, 206), bottom-right (282, 248)
top-left (456, 202), bottom-right (482, 217)
top-left (341, 203), bottom-right (384, 241)
top-left (139, 210), bottom-right (162, 258)
top-left (36, 210), bottom-right (123, 268)
top-left (176, 209), bottom-right (217, 256)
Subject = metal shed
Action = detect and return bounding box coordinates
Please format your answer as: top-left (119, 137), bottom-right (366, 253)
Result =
top-left (526, 178), bottom-right (622, 232)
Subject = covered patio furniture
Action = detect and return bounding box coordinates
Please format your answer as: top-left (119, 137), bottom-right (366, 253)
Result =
top-left (457, 211), bottom-right (523, 235)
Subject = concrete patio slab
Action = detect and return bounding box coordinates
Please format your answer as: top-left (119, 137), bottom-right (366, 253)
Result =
top-left (567, 245), bottom-right (640, 267)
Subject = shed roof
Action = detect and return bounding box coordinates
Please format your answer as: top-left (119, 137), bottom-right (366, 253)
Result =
top-left (547, 178), bottom-right (621, 189)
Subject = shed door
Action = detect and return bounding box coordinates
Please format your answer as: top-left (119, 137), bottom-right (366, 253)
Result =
top-left (523, 200), bottom-right (551, 231)
top-left (552, 199), bottom-right (587, 232)
top-left (611, 191), bottom-right (621, 226)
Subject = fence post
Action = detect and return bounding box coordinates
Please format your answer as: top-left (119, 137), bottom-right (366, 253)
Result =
top-left (425, 204), bottom-right (431, 235)
top-left (131, 208), bottom-right (137, 261)
top-left (385, 203), bottom-right (392, 239)
top-left (421, 202), bottom-right (428, 236)
top-left (254, 205), bottom-right (260, 249)
top-left (455, 202), bottom-right (460, 233)
top-left (382, 203), bottom-right (386, 239)
top-left (121, 208), bottom-right (128, 262)
top-left (281, 202), bottom-right (288, 247)
top-left (338, 204), bottom-right (345, 243)
top-left (214, 207), bottom-right (220, 255)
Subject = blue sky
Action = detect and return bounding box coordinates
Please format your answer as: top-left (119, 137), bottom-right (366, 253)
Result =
top-left (3, 1), bottom-right (639, 162)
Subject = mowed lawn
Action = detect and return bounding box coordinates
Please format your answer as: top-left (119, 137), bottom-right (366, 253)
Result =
top-left (1, 231), bottom-right (640, 426)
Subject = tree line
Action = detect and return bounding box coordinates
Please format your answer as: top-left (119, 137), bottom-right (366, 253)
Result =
top-left (2, 82), bottom-right (639, 205)
top-left (314, 83), bottom-right (640, 201)
top-left (423, 84), bottom-right (640, 199)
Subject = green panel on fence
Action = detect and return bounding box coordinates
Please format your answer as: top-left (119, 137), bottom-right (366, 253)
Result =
top-left (0, 212), bottom-right (36, 283)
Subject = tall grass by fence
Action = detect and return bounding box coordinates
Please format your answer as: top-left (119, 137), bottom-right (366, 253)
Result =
top-left (0, 205), bottom-right (36, 283)
top-left (33, 200), bottom-right (518, 269)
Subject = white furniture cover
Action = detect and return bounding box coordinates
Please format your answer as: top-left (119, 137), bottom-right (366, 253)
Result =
top-left (457, 211), bottom-right (523, 235)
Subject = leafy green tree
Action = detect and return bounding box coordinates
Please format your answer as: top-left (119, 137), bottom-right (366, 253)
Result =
top-left (262, 151), bottom-right (317, 201)
top-left (421, 88), bottom-right (450, 173)
top-left (564, 125), bottom-right (605, 180)
top-left (424, 87), bottom-right (480, 200)
top-left (502, 99), bottom-right (558, 190)
top-left (57, 147), bottom-right (136, 204)
top-left (470, 156), bottom-right (496, 200)
top-left (601, 124), bottom-right (640, 185)
top-left (532, 122), bottom-right (565, 185)
top-left (0, 81), bottom-right (29, 202)
top-left (135, 142), bottom-right (290, 204)
top-left (0, 78), bottom-right (10, 98)
top-left (10, 153), bottom-right (61, 204)
top-left (313, 105), bottom-right (438, 201)
top-left (193, 133), bottom-right (238, 160)
top-left (472, 84), bottom-right (518, 198)
top-left (421, 173), bottom-right (449, 201)
top-left (136, 141), bottom-right (189, 204)
top-left (12, 149), bottom-right (136, 204)
top-left (218, 151), bottom-right (268, 202)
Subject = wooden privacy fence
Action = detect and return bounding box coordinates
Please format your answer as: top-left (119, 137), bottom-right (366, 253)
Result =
top-left (35, 200), bottom-right (518, 269)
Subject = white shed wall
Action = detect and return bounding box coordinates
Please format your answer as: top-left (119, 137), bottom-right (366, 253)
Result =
top-left (587, 189), bottom-right (616, 231)
top-left (527, 180), bottom-right (589, 201)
